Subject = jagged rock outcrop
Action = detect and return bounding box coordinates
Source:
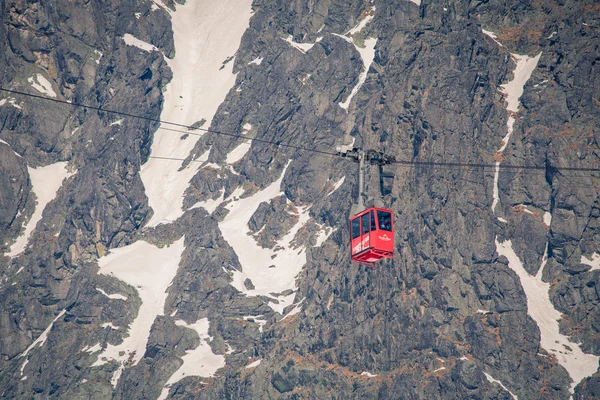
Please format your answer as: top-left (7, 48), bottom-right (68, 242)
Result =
top-left (0, 0), bottom-right (599, 399)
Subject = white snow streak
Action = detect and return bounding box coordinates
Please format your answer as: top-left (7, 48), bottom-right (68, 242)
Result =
top-left (7, 162), bottom-right (73, 258)
top-left (158, 318), bottom-right (225, 400)
top-left (28, 74), bottom-right (57, 98)
top-left (245, 359), bottom-right (262, 369)
top-left (409, 0), bottom-right (421, 5)
top-left (141, 0), bottom-right (253, 227)
top-left (326, 176), bottom-right (345, 197)
top-left (123, 34), bottom-right (157, 52)
top-left (339, 38), bottom-right (377, 111)
top-left (82, 343), bottom-right (103, 353)
top-left (20, 310), bottom-right (66, 358)
top-left (96, 288), bottom-right (127, 301)
top-left (282, 35), bottom-right (322, 53)
top-left (281, 298), bottom-right (305, 321)
top-left (492, 52), bottom-right (541, 214)
top-left (92, 238), bottom-right (185, 387)
top-left (346, 7), bottom-right (375, 36)
top-left (495, 238), bottom-right (599, 393)
top-left (484, 372), bottom-right (517, 399)
top-left (20, 358), bottom-right (29, 376)
top-left (0, 138), bottom-right (22, 157)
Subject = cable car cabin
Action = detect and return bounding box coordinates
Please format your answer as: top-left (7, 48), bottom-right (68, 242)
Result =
top-left (350, 207), bottom-right (394, 266)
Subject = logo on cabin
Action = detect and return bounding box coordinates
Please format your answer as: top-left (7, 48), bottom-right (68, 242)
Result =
top-left (378, 234), bottom-right (391, 242)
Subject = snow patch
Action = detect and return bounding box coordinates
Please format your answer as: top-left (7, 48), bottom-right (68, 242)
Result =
top-left (0, 97), bottom-right (22, 110)
top-left (159, 318), bottom-right (225, 400)
top-left (141, 0), bottom-right (253, 227)
top-left (495, 238), bottom-right (599, 393)
top-left (497, 217), bottom-right (508, 223)
top-left (92, 238), bottom-right (186, 387)
top-left (226, 141), bottom-right (251, 164)
top-left (20, 309), bottom-right (66, 358)
top-left (109, 119), bottom-right (123, 127)
top-left (484, 372), bottom-right (517, 399)
top-left (28, 74), bottom-right (57, 98)
top-left (123, 34), bottom-right (157, 52)
top-left (501, 53), bottom-right (542, 113)
top-left (314, 224), bottom-right (334, 247)
top-left (96, 288), bottom-right (127, 301)
top-left (543, 212), bottom-right (552, 227)
top-left (7, 162), bottom-right (73, 258)
top-left (20, 358), bottom-right (29, 376)
top-left (219, 165), bottom-right (310, 313)
top-left (248, 57), bottom-right (263, 66)
top-left (433, 367), bottom-right (446, 373)
top-left (408, 0), bottom-right (421, 5)
top-left (361, 371), bottom-right (377, 377)
top-left (581, 253), bottom-right (600, 271)
top-left (93, 49), bottom-right (103, 64)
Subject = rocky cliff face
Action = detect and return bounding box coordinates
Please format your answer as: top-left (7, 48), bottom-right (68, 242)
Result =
top-left (1, 0), bottom-right (599, 399)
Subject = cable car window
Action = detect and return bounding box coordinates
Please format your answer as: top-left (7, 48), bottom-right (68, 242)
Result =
top-left (362, 213), bottom-right (370, 234)
top-left (377, 210), bottom-right (392, 231)
top-left (352, 218), bottom-right (361, 239)
top-left (370, 210), bottom-right (376, 231)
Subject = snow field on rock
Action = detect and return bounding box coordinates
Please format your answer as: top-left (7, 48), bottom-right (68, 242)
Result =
top-left (218, 164), bottom-right (309, 314)
top-left (28, 73), bottom-right (57, 98)
top-left (495, 239), bottom-right (599, 393)
top-left (158, 318), bottom-right (225, 400)
top-left (7, 162), bottom-right (73, 258)
top-left (492, 51), bottom-right (541, 214)
top-left (20, 309), bottom-right (66, 358)
top-left (485, 28), bottom-right (599, 393)
top-left (337, 6), bottom-right (377, 111)
top-left (140, 0), bottom-right (253, 227)
top-left (92, 238), bottom-right (185, 386)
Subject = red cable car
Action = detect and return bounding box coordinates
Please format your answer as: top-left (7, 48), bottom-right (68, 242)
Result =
top-left (338, 145), bottom-right (396, 267)
top-left (350, 207), bottom-right (394, 266)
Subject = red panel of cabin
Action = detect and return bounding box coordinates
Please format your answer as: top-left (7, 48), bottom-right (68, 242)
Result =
top-left (350, 207), bottom-right (394, 265)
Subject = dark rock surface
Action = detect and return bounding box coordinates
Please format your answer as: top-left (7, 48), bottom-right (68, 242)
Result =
top-left (1, 0), bottom-right (599, 399)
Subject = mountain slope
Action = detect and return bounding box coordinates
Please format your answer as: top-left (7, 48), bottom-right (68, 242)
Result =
top-left (1, 0), bottom-right (599, 399)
